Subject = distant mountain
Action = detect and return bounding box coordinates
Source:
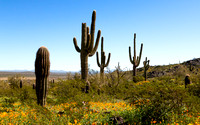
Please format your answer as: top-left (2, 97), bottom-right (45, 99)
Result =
top-left (0, 70), bottom-right (34, 72)
top-left (0, 70), bottom-right (78, 74)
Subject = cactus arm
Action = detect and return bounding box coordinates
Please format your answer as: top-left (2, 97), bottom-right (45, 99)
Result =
top-left (86, 27), bottom-right (90, 49)
top-left (138, 43), bottom-right (143, 63)
top-left (101, 37), bottom-right (104, 53)
top-left (73, 37), bottom-right (81, 52)
top-left (146, 60), bottom-right (150, 69)
top-left (96, 52), bottom-right (101, 67)
top-left (134, 33), bottom-right (136, 62)
top-left (88, 10), bottom-right (96, 51)
top-left (86, 34), bottom-right (91, 50)
top-left (129, 46), bottom-right (133, 64)
top-left (104, 53), bottom-right (111, 67)
top-left (87, 27), bottom-right (89, 35)
top-left (89, 30), bottom-right (101, 56)
top-left (101, 52), bottom-right (105, 67)
top-left (135, 43), bottom-right (143, 67)
top-left (81, 23), bottom-right (87, 49)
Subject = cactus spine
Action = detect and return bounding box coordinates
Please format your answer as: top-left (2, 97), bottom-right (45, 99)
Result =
top-left (143, 57), bottom-right (150, 81)
top-left (129, 33), bottom-right (143, 80)
top-left (73, 10), bottom-right (101, 91)
top-left (35, 46), bottom-right (50, 106)
top-left (96, 37), bottom-right (111, 84)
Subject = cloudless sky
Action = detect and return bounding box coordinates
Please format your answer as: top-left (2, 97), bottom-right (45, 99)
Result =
top-left (0, 0), bottom-right (200, 72)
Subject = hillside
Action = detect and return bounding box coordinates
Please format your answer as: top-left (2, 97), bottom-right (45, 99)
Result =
top-left (135, 58), bottom-right (200, 78)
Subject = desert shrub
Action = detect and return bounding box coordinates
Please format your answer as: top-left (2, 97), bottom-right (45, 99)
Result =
top-left (172, 68), bottom-right (186, 78)
top-left (88, 69), bottom-right (100, 91)
top-left (1, 97), bottom-right (17, 108)
top-left (18, 88), bottom-right (32, 104)
top-left (157, 76), bottom-right (173, 83)
top-left (128, 81), bottom-right (191, 124)
top-left (98, 78), bottom-right (134, 101)
top-left (66, 72), bottom-right (74, 80)
top-left (190, 74), bottom-right (200, 83)
top-left (50, 79), bottom-right (88, 103)
top-left (132, 76), bottom-right (145, 83)
top-left (8, 74), bottom-right (21, 89)
top-left (0, 81), bottom-right (11, 95)
top-left (187, 83), bottom-right (200, 97)
top-left (73, 72), bottom-right (81, 80)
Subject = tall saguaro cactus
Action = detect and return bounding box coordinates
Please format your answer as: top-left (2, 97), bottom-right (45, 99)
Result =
top-left (73, 10), bottom-right (101, 90)
top-left (35, 46), bottom-right (50, 106)
top-left (129, 33), bottom-right (143, 79)
top-left (96, 37), bottom-right (111, 84)
top-left (143, 57), bottom-right (150, 81)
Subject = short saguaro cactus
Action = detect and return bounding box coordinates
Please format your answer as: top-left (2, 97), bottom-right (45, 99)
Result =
top-left (185, 74), bottom-right (191, 88)
top-left (35, 46), bottom-right (50, 106)
top-left (143, 57), bottom-right (150, 81)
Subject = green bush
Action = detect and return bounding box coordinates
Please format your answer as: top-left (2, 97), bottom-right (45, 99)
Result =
top-left (128, 81), bottom-right (192, 124)
top-left (133, 76), bottom-right (145, 83)
top-left (8, 74), bottom-right (21, 89)
top-left (50, 79), bottom-right (88, 103)
top-left (187, 83), bottom-right (200, 97)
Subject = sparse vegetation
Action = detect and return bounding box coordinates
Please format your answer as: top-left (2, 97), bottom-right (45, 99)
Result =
top-left (0, 61), bottom-right (200, 124)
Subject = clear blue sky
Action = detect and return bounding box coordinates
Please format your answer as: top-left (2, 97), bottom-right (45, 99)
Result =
top-left (0, 0), bottom-right (200, 72)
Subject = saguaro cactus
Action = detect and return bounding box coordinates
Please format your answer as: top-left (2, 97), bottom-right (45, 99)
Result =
top-left (20, 80), bottom-right (23, 88)
top-left (143, 57), bottom-right (150, 81)
top-left (35, 46), bottom-right (50, 106)
top-left (96, 37), bottom-right (111, 84)
top-left (33, 83), bottom-right (36, 89)
top-left (129, 33), bottom-right (143, 79)
top-left (73, 10), bottom-right (101, 92)
top-left (185, 74), bottom-right (191, 88)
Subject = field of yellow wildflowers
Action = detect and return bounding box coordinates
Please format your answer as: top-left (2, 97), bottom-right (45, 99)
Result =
top-left (0, 75), bottom-right (200, 124)
top-left (0, 100), bottom-right (199, 124)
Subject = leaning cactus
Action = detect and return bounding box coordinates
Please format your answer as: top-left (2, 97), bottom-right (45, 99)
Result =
top-left (143, 57), bottom-right (150, 81)
top-left (96, 37), bottom-right (111, 84)
top-left (35, 46), bottom-right (50, 106)
top-left (129, 33), bottom-right (143, 80)
top-left (73, 10), bottom-right (101, 92)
